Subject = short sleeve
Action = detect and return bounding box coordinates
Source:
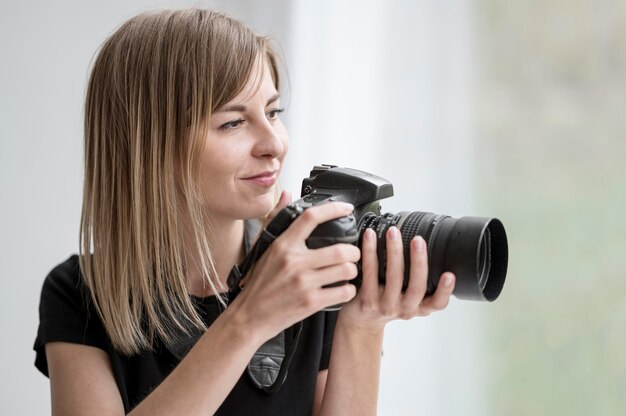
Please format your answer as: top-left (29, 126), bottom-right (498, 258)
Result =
top-left (33, 254), bottom-right (108, 377)
top-left (318, 310), bottom-right (339, 371)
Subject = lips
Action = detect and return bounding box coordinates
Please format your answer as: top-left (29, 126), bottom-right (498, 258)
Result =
top-left (242, 170), bottom-right (277, 180)
top-left (241, 170), bottom-right (278, 187)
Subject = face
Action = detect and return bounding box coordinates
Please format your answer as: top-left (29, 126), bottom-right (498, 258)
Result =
top-left (198, 59), bottom-right (289, 221)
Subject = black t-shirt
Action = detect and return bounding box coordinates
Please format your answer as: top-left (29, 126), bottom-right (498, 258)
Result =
top-left (34, 225), bottom-right (338, 414)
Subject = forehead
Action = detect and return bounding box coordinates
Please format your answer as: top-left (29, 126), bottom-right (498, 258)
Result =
top-left (228, 58), bottom-right (277, 105)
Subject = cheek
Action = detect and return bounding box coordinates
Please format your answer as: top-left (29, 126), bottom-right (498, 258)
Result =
top-left (199, 145), bottom-right (241, 192)
top-left (278, 125), bottom-right (289, 158)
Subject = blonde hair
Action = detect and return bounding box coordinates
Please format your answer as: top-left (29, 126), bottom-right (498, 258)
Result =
top-left (79, 9), bottom-right (280, 355)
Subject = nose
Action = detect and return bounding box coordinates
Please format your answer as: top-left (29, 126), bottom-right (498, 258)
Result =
top-left (251, 119), bottom-right (285, 158)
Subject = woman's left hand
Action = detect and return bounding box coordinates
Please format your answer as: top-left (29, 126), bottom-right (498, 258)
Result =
top-left (338, 226), bottom-right (456, 332)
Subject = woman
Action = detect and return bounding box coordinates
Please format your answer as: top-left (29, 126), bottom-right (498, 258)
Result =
top-left (34, 9), bottom-right (456, 415)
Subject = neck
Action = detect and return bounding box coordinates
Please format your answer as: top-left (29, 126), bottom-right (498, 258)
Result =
top-left (183, 217), bottom-right (245, 298)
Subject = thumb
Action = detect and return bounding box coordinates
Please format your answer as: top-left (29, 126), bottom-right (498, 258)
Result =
top-left (241, 191), bottom-right (293, 288)
top-left (263, 190), bottom-right (292, 228)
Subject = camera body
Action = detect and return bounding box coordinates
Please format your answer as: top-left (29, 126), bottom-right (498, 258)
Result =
top-left (297, 164), bottom-right (392, 249)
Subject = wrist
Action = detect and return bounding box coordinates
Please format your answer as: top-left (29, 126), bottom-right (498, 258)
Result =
top-left (336, 312), bottom-right (385, 340)
top-left (215, 302), bottom-right (266, 351)
top-left (211, 306), bottom-right (263, 351)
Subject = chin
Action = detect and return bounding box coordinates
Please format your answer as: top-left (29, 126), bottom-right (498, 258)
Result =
top-left (241, 192), bottom-right (276, 220)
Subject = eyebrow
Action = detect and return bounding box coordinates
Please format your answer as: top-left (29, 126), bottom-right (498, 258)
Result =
top-left (217, 94), bottom-right (281, 113)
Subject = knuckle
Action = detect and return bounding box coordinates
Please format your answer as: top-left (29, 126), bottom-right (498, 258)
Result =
top-left (349, 262), bottom-right (358, 277)
top-left (335, 245), bottom-right (349, 261)
top-left (302, 292), bottom-right (318, 309)
top-left (343, 244), bottom-right (361, 262)
top-left (436, 297), bottom-right (450, 310)
top-left (293, 273), bottom-right (308, 290)
top-left (341, 284), bottom-right (356, 301)
top-left (273, 239), bottom-right (290, 256)
top-left (275, 252), bottom-right (291, 270)
top-left (337, 244), bottom-right (361, 263)
top-left (326, 247), bottom-right (341, 264)
top-left (352, 245), bottom-right (362, 261)
top-left (425, 297), bottom-right (444, 312)
top-left (361, 299), bottom-right (377, 314)
top-left (379, 304), bottom-right (393, 317)
top-left (300, 208), bottom-right (318, 224)
top-left (417, 305), bottom-right (432, 316)
top-left (273, 243), bottom-right (301, 267)
top-left (341, 262), bottom-right (357, 278)
top-left (399, 310), bottom-right (414, 320)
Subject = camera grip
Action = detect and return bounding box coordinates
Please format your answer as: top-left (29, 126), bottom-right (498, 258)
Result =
top-left (305, 214), bottom-right (359, 249)
top-left (304, 214), bottom-right (360, 312)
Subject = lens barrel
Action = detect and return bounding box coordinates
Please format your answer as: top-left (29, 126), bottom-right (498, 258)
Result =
top-left (358, 212), bottom-right (508, 302)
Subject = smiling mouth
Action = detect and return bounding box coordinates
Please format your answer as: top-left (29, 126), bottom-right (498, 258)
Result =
top-left (242, 171), bottom-right (277, 187)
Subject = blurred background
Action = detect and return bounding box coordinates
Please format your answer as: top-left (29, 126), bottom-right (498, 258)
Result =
top-left (1, 0), bottom-right (624, 414)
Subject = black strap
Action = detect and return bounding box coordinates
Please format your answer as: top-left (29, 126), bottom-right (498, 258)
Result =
top-left (227, 206), bottom-right (304, 393)
top-left (247, 321), bottom-right (303, 393)
top-left (227, 206), bottom-right (300, 294)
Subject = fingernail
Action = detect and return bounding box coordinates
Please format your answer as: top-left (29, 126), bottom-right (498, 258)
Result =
top-left (443, 273), bottom-right (454, 287)
top-left (388, 226), bottom-right (399, 240)
top-left (364, 228), bottom-right (374, 240)
top-left (414, 236), bottom-right (425, 252)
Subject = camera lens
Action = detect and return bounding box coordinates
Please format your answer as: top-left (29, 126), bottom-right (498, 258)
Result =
top-left (357, 211), bottom-right (508, 302)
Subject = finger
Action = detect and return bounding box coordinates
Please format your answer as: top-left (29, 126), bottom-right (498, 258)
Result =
top-left (264, 190), bottom-right (292, 227)
top-left (309, 262), bottom-right (359, 288)
top-left (318, 283), bottom-right (357, 311)
top-left (382, 226), bottom-right (404, 303)
top-left (280, 201), bottom-right (354, 243)
top-left (307, 243), bottom-right (361, 269)
top-left (420, 272), bottom-right (455, 314)
top-left (402, 236), bottom-right (428, 306)
top-left (358, 228), bottom-right (380, 299)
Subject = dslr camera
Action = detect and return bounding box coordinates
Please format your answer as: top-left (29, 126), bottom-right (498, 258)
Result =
top-left (229, 164), bottom-right (508, 303)
top-left (229, 164), bottom-right (509, 392)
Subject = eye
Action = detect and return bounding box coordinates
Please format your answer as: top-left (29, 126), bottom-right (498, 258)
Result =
top-left (219, 118), bottom-right (245, 130)
top-left (266, 107), bottom-right (285, 121)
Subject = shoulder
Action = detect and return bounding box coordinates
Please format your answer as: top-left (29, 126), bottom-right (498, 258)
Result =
top-left (38, 254), bottom-right (92, 317)
top-left (35, 254), bottom-right (108, 376)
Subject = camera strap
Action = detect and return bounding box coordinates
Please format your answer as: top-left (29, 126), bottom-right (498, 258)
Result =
top-left (247, 320), bottom-right (303, 393)
top-left (227, 206), bottom-right (304, 393)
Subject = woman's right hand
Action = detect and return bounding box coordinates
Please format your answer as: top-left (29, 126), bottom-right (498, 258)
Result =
top-left (225, 200), bottom-right (360, 345)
